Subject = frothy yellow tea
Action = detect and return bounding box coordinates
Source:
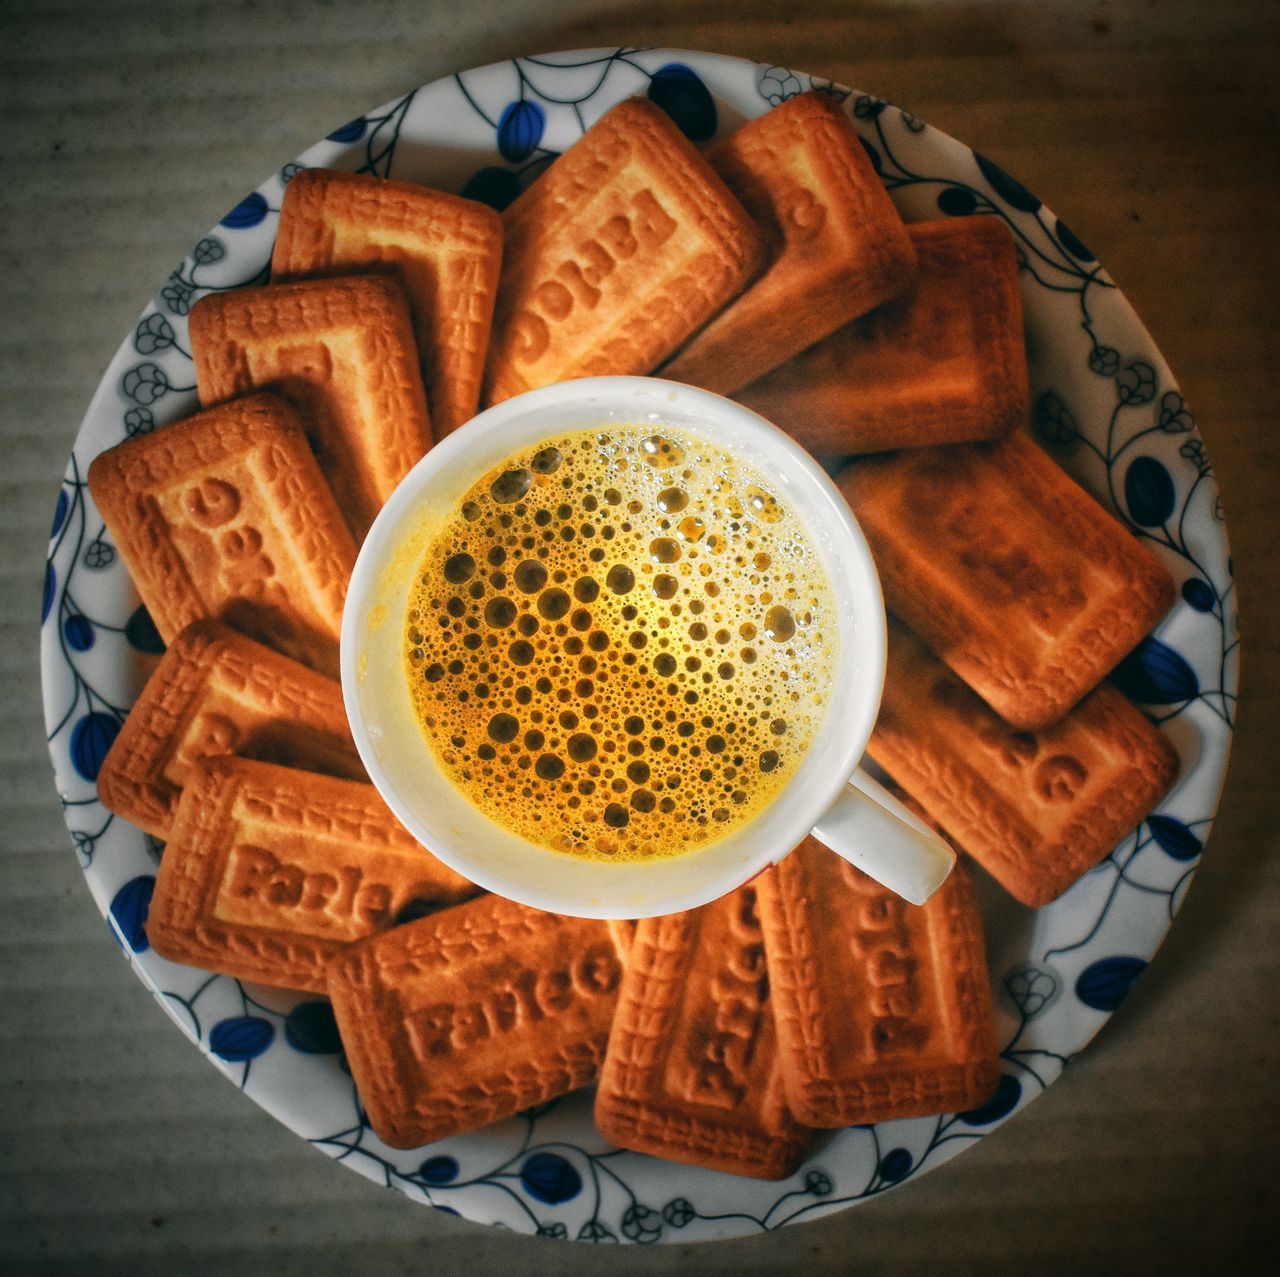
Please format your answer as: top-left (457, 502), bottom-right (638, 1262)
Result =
top-left (404, 426), bottom-right (836, 860)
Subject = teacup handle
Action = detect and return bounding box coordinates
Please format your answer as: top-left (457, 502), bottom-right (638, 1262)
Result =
top-left (809, 767), bottom-right (956, 905)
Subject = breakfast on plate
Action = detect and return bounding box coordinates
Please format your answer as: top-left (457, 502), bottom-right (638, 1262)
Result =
top-left (86, 89), bottom-right (1180, 1177)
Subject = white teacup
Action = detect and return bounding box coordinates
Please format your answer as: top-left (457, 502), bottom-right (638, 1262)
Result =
top-left (341, 376), bottom-right (954, 918)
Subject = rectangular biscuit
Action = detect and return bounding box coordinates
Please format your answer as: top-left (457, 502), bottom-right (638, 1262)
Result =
top-left (593, 883), bottom-right (810, 1180)
top-left (87, 393), bottom-right (356, 678)
top-left (325, 895), bottom-right (625, 1149)
top-left (737, 217), bottom-right (1027, 458)
top-left (189, 274), bottom-right (432, 540)
top-left (870, 618), bottom-right (1179, 907)
top-left (483, 97), bottom-right (767, 404)
top-left (837, 432), bottom-right (1176, 728)
top-left (756, 837), bottom-right (999, 1128)
top-left (660, 92), bottom-right (916, 395)
top-left (271, 168), bottom-right (503, 436)
top-left (147, 757), bottom-right (479, 993)
top-left (97, 619), bottom-right (364, 840)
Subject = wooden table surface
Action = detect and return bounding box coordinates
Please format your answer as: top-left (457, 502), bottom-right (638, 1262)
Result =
top-left (2, 1), bottom-right (1277, 1272)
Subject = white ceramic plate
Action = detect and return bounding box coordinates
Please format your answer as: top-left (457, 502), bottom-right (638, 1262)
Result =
top-left (41, 48), bottom-right (1238, 1243)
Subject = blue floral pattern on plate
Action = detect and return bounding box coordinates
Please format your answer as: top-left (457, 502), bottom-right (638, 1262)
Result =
top-left (40, 49), bottom-right (1238, 1242)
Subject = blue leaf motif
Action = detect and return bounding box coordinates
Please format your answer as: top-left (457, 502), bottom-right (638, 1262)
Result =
top-left (418, 1155), bottom-right (459, 1184)
top-left (937, 187), bottom-right (977, 217)
top-left (327, 116), bottom-right (367, 143)
top-left (1056, 218), bottom-right (1095, 262)
top-left (460, 165), bottom-right (521, 212)
top-left (519, 1151), bottom-right (581, 1204)
top-left (220, 191), bottom-right (268, 229)
top-left (497, 99), bottom-right (545, 163)
top-left (109, 876), bottom-right (155, 953)
top-left (974, 152), bottom-right (1041, 212)
top-left (859, 136), bottom-right (882, 175)
top-left (71, 712), bottom-right (120, 781)
top-left (1076, 956), bottom-right (1147, 1011)
top-left (284, 1000), bottom-right (342, 1054)
top-left (1112, 636), bottom-right (1199, 705)
top-left (1181, 578), bottom-right (1216, 612)
top-left (878, 1147), bottom-right (913, 1183)
top-left (647, 63), bottom-right (717, 142)
top-left (209, 1015), bottom-right (275, 1062)
top-left (63, 614), bottom-right (95, 652)
top-left (124, 605), bottom-right (166, 654)
top-left (958, 1073), bottom-right (1022, 1125)
top-left (1124, 455), bottom-right (1176, 527)
top-left (1147, 814), bottom-right (1202, 861)
top-left (42, 561), bottom-right (55, 623)
top-left (50, 490), bottom-right (69, 539)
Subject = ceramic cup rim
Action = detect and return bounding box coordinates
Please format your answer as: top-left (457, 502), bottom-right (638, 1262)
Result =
top-left (340, 375), bottom-right (887, 919)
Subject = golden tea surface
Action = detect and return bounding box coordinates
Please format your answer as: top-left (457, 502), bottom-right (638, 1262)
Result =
top-left (404, 426), bottom-right (836, 860)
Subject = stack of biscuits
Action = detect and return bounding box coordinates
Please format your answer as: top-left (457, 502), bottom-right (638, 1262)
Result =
top-left (86, 90), bottom-right (1179, 1177)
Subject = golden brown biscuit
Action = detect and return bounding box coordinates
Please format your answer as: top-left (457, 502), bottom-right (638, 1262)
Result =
top-left (189, 274), bottom-right (432, 540)
top-left (661, 92), bottom-right (916, 395)
top-left (96, 620), bottom-right (364, 839)
top-left (837, 432), bottom-right (1176, 728)
top-left (594, 882), bottom-right (811, 1180)
top-left (870, 619), bottom-right (1180, 907)
top-left (146, 757), bottom-right (479, 993)
top-left (271, 169), bottom-right (503, 436)
top-left (326, 895), bottom-right (625, 1148)
top-left (86, 393), bottom-right (356, 678)
top-left (756, 837), bottom-right (999, 1127)
top-left (606, 918), bottom-right (639, 962)
top-left (737, 217), bottom-right (1027, 458)
top-left (483, 97), bottom-right (767, 404)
